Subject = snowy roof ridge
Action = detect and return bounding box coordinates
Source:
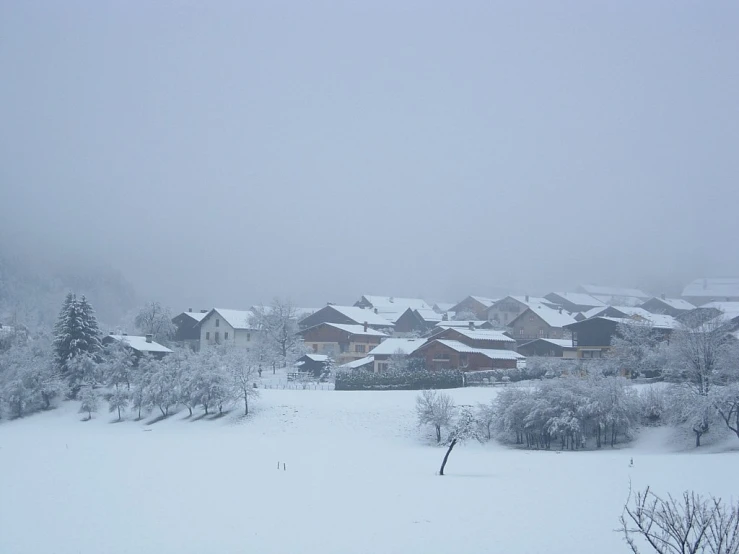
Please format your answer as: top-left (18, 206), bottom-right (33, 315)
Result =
top-left (368, 338), bottom-right (427, 356)
top-left (107, 335), bottom-right (173, 354)
top-left (434, 340), bottom-right (524, 360)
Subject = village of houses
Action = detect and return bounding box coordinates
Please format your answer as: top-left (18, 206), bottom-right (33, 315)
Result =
top-left (96, 277), bottom-right (739, 381)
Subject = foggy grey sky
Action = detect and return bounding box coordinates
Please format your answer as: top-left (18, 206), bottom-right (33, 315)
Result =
top-left (2, 1), bottom-right (738, 310)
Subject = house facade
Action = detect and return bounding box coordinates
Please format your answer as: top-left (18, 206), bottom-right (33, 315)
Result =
top-left (298, 323), bottom-right (385, 365)
top-left (413, 339), bottom-right (523, 371)
top-left (450, 296), bottom-right (497, 320)
top-left (517, 338), bottom-right (577, 358)
top-left (367, 337), bottom-right (427, 373)
top-left (198, 308), bottom-right (259, 350)
top-left (507, 305), bottom-right (576, 343)
top-left (486, 296), bottom-right (553, 325)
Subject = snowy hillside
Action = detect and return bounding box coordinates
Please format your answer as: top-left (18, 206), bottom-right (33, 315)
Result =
top-left (1, 387), bottom-right (737, 554)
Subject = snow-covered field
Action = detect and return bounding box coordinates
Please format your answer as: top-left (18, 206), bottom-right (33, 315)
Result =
top-left (1, 387), bottom-right (737, 554)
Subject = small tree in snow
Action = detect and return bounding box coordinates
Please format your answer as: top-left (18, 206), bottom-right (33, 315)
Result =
top-left (134, 301), bottom-right (176, 343)
top-left (416, 389), bottom-right (455, 443)
top-left (78, 385), bottom-right (99, 421)
top-left (224, 347), bottom-right (260, 416)
top-left (108, 387), bottom-right (129, 421)
top-left (476, 400), bottom-right (496, 440)
top-left (620, 486), bottom-right (739, 554)
top-left (439, 407), bottom-right (484, 476)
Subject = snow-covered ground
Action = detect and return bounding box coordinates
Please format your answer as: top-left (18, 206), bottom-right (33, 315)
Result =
top-left (1, 387), bottom-right (737, 554)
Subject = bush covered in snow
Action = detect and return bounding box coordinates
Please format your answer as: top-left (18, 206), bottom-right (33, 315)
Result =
top-left (335, 368), bottom-right (463, 391)
top-left (493, 375), bottom-right (640, 450)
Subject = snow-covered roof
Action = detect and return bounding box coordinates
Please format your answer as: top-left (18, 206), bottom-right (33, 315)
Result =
top-left (435, 320), bottom-right (489, 329)
top-left (432, 303), bottom-right (455, 313)
top-left (305, 354), bottom-right (329, 362)
top-left (469, 296), bottom-right (498, 307)
top-left (518, 338), bottom-right (575, 349)
top-left (339, 356), bottom-right (374, 369)
top-left (546, 292), bottom-right (606, 307)
top-left (368, 338), bottom-right (427, 356)
top-left (643, 297), bottom-right (695, 311)
top-left (682, 278), bottom-right (739, 299)
top-left (209, 308), bottom-right (257, 330)
top-left (178, 311), bottom-right (208, 322)
top-left (414, 308), bottom-right (444, 322)
top-left (251, 306), bottom-right (318, 320)
top-left (445, 328), bottom-right (516, 343)
top-left (358, 296), bottom-right (430, 311)
top-left (107, 335), bottom-right (173, 354)
top-left (579, 284), bottom-right (649, 299)
top-left (321, 323), bottom-right (387, 337)
top-left (515, 305), bottom-right (577, 328)
top-left (326, 306), bottom-right (393, 327)
top-left (504, 295), bottom-right (551, 307)
top-left (582, 306), bottom-right (608, 319)
top-left (700, 301), bottom-right (739, 315)
top-left (433, 340), bottom-right (524, 360)
top-left (571, 315), bottom-right (677, 330)
top-left (609, 306), bottom-right (654, 319)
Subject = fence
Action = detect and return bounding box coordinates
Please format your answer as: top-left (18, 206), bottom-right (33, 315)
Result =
top-left (260, 381), bottom-right (335, 391)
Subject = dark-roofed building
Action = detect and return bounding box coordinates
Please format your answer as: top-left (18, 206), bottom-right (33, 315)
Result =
top-left (486, 295), bottom-right (555, 325)
top-left (298, 305), bottom-right (392, 331)
top-left (517, 338), bottom-right (577, 358)
top-left (564, 316), bottom-right (674, 359)
top-left (640, 296), bottom-right (695, 318)
top-left (450, 296), bottom-right (497, 320)
top-left (172, 309), bottom-right (208, 348)
top-left (413, 339), bottom-right (524, 371)
top-left (298, 322), bottom-right (386, 365)
top-left (295, 354), bottom-right (329, 377)
top-left (507, 305), bottom-right (576, 343)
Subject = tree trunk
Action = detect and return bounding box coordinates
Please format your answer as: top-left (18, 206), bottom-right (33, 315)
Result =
top-left (695, 431), bottom-right (702, 447)
top-left (439, 439), bottom-right (457, 476)
top-left (244, 393), bottom-right (249, 416)
top-left (435, 425), bottom-right (441, 443)
top-left (187, 406), bottom-right (193, 417)
top-left (117, 406), bottom-right (121, 421)
top-left (204, 404), bottom-right (209, 415)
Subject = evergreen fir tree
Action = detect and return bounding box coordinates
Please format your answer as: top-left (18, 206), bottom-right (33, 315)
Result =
top-left (53, 293), bottom-right (102, 396)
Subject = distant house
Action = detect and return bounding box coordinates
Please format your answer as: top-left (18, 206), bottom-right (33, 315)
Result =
top-left (517, 338), bottom-right (577, 358)
top-left (354, 295), bottom-right (430, 312)
top-left (298, 322), bottom-right (386, 365)
top-left (102, 333), bottom-right (173, 361)
top-left (295, 354), bottom-right (329, 377)
top-left (197, 308), bottom-right (259, 350)
top-left (338, 356), bottom-right (374, 371)
top-left (414, 308), bottom-right (445, 327)
top-left (172, 309), bottom-right (208, 346)
top-left (486, 296), bottom-right (554, 325)
top-left (682, 278), bottom-right (739, 306)
top-left (367, 338), bottom-right (427, 373)
top-left (392, 308), bottom-right (433, 335)
top-left (413, 339), bottom-right (524, 371)
top-left (433, 320), bottom-right (494, 332)
top-left (563, 316), bottom-right (675, 359)
top-left (544, 292), bottom-right (605, 313)
top-left (298, 305), bottom-right (392, 331)
top-left (576, 284), bottom-right (650, 307)
top-left (640, 296), bottom-right (694, 317)
top-left (432, 302), bottom-right (455, 314)
top-left (450, 296), bottom-right (498, 320)
top-left (507, 305), bottom-right (576, 343)
top-left (429, 327), bottom-right (517, 350)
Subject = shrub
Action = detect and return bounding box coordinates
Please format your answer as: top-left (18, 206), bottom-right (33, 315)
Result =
top-left (335, 368), bottom-right (463, 391)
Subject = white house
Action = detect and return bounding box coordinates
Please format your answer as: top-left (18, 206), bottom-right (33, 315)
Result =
top-left (198, 308), bottom-right (260, 350)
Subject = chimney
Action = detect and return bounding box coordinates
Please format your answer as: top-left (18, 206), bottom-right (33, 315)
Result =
top-left (109, 331), bottom-right (114, 335)
top-left (525, 295), bottom-right (529, 303)
top-left (363, 321), bottom-right (368, 332)
top-left (661, 293), bottom-right (666, 300)
top-left (188, 308), bottom-right (192, 312)
top-left (469, 321), bottom-right (475, 330)
top-left (145, 334), bottom-right (153, 343)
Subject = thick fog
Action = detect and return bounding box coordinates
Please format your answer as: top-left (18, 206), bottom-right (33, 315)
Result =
top-left (2, 1), bottom-right (738, 309)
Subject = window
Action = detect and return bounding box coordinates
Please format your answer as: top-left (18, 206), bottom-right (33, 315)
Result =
top-left (355, 344), bottom-right (366, 353)
top-left (214, 331), bottom-right (220, 343)
top-left (460, 353), bottom-right (469, 368)
top-left (215, 319), bottom-right (220, 327)
top-left (519, 329), bottom-right (524, 336)
top-left (206, 332), bottom-right (210, 340)
top-left (247, 333), bottom-right (251, 342)
top-left (538, 329), bottom-right (546, 338)
top-left (572, 332), bottom-right (578, 346)
top-left (378, 362), bottom-right (388, 372)
top-left (224, 332), bottom-right (229, 340)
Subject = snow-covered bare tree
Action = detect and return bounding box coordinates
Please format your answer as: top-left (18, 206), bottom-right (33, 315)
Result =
top-left (78, 385), bottom-right (99, 421)
top-left (191, 347), bottom-right (230, 415)
top-left (608, 321), bottom-right (668, 378)
top-left (476, 400), bottom-right (496, 440)
top-left (101, 340), bottom-right (135, 390)
top-left (223, 347), bottom-right (260, 416)
top-left (620, 486), bottom-right (739, 554)
top-left (250, 299), bottom-right (306, 370)
top-left (416, 389), bottom-right (455, 443)
top-left (143, 354), bottom-right (178, 418)
top-left (439, 407), bottom-right (484, 476)
top-left (108, 387), bottom-right (129, 421)
top-left (387, 349), bottom-right (409, 372)
top-left (134, 302), bottom-right (176, 343)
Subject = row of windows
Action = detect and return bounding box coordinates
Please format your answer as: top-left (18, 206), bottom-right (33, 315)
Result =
top-left (204, 331), bottom-right (251, 341)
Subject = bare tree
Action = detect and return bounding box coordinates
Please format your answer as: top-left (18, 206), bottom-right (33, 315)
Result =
top-left (620, 486), bottom-right (739, 554)
top-left (224, 347), bottom-right (260, 416)
top-left (439, 407), bottom-right (484, 476)
top-left (416, 390), bottom-right (455, 443)
top-left (134, 302), bottom-right (176, 342)
top-left (250, 298), bottom-right (305, 370)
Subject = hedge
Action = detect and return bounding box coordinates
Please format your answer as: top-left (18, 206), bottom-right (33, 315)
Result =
top-left (334, 368), bottom-right (463, 391)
